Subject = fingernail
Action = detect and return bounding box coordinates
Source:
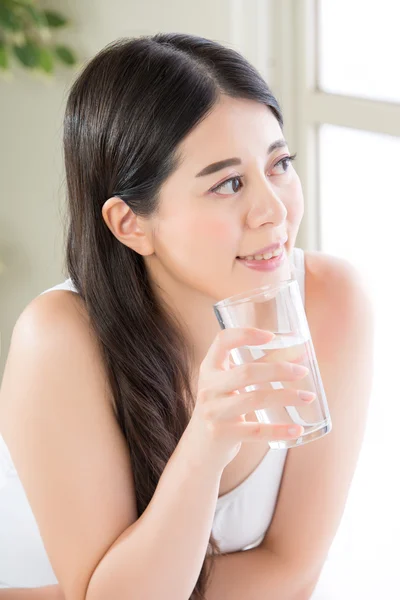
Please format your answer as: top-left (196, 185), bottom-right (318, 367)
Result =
top-left (288, 425), bottom-right (304, 437)
top-left (298, 391), bottom-right (316, 402)
top-left (291, 364), bottom-right (309, 377)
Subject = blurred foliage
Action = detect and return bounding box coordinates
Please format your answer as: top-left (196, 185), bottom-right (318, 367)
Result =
top-left (0, 0), bottom-right (77, 75)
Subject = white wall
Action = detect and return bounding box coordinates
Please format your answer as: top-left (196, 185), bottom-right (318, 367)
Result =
top-left (0, 0), bottom-right (275, 377)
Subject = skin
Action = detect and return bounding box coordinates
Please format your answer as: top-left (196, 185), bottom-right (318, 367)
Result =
top-left (109, 96), bottom-right (302, 369)
top-left (0, 95), bottom-right (373, 599)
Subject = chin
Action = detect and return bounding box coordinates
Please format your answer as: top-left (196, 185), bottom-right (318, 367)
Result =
top-left (209, 251), bottom-right (293, 303)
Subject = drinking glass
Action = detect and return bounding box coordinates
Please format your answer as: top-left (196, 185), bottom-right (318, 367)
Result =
top-left (213, 279), bottom-right (332, 449)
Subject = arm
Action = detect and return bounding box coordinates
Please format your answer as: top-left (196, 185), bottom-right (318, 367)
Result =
top-left (0, 587), bottom-right (63, 600)
top-left (0, 292), bottom-right (222, 600)
top-left (205, 546), bottom-right (313, 600)
top-left (204, 253), bottom-right (374, 600)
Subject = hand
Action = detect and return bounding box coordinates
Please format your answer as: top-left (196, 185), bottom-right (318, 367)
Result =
top-left (184, 328), bottom-right (314, 472)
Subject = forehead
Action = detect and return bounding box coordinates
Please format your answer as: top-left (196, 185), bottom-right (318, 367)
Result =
top-left (177, 96), bottom-right (282, 171)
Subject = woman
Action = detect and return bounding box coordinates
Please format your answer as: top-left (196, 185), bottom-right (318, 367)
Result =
top-left (0, 33), bottom-right (373, 600)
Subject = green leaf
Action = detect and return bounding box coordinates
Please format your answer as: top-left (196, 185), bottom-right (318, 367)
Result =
top-left (43, 10), bottom-right (68, 28)
top-left (0, 41), bottom-right (8, 69)
top-left (23, 5), bottom-right (48, 28)
top-left (0, 5), bottom-right (23, 31)
top-left (13, 40), bottom-right (40, 68)
top-left (39, 46), bottom-right (53, 73)
top-left (54, 45), bottom-right (76, 66)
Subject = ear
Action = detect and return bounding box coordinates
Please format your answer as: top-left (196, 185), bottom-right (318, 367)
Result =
top-left (101, 197), bottom-right (154, 256)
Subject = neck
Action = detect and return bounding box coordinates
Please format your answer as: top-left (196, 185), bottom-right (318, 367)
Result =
top-left (153, 276), bottom-right (221, 372)
top-left (145, 251), bottom-right (295, 378)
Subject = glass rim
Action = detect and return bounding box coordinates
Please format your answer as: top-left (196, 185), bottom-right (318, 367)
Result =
top-left (213, 278), bottom-right (297, 309)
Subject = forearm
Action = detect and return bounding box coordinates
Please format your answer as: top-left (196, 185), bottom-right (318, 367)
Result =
top-left (86, 429), bottom-right (222, 600)
top-left (0, 586), bottom-right (63, 600)
top-left (205, 546), bottom-right (316, 600)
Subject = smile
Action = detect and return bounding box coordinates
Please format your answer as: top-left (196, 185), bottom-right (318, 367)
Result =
top-left (237, 247), bottom-right (283, 261)
top-left (236, 247), bottom-right (285, 271)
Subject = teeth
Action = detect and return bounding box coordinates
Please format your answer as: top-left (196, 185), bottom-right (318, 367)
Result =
top-left (262, 252), bottom-right (273, 260)
top-left (240, 247), bottom-right (283, 261)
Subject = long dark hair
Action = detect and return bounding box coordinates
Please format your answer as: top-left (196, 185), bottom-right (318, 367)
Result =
top-left (64, 32), bottom-right (283, 599)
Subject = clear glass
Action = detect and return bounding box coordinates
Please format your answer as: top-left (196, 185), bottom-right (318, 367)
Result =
top-left (318, 0), bottom-right (400, 103)
top-left (214, 279), bottom-right (331, 450)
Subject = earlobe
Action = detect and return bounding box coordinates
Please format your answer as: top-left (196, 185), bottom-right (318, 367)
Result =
top-left (101, 197), bottom-right (154, 256)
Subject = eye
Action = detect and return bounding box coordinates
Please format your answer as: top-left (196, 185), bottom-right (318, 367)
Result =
top-left (270, 153), bottom-right (297, 175)
top-left (211, 175), bottom-right (244, 196)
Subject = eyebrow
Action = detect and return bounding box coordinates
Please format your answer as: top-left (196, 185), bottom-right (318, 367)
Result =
top-left (195, 138), bottom-right (288, 178)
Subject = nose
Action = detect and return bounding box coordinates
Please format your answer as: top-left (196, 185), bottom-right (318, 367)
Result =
top-left (246, 181), bottom-right (287, 229)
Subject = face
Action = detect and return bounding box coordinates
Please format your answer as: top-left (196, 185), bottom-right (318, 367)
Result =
top-left (144, 95), bottom-right (304, 303)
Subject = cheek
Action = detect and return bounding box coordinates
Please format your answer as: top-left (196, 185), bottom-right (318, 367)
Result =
top-left (285, 175), bottom-right (304, 226)
top-left (156, 211), bottom-right (238, 272)
top-left (196, 218), bottom-right (235, 247)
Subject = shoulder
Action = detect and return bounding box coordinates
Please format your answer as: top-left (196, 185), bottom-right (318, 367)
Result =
top-left (16, 287), bottom-right (92, 346)
top-left (15, 286), bottom-right (103, 370)
top-left (303, 249), bottom-right (374, 373)
top-left (304, 249), bottom-right (368, 302)
top-left (1, 288), bottom-right (115, 421)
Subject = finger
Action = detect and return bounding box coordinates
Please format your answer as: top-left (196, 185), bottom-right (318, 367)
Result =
top-left (202, 328), bottom-right (275, 371)
top-left (229, 421), bottom-right (304, 442)
top-left (213, 361), bottom-right (309, 395)
top-left (215, 387), bottom-right (316, 420)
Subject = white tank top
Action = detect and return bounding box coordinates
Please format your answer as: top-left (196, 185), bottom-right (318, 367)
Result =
top-left (0, 248), bottom-right (305, 587)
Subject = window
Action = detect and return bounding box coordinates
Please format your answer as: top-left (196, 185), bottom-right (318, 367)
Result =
top-left (318, 0), bottom-right (400, 103)
top-left (272, 1), bottom-right (400, 597)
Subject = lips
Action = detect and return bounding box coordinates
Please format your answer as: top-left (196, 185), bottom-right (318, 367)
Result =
top-left (236, 249), bottom-right (285, 271)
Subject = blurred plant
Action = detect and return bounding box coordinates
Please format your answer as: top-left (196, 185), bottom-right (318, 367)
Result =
top-left (0, 0), bottom-right (77, 75)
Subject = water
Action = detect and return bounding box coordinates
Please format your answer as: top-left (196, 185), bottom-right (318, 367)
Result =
top-left (230, 333), bottom-right (331, 449)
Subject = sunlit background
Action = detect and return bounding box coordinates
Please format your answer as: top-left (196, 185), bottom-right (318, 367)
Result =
top-left (1, 1), bottom-right (399, 597)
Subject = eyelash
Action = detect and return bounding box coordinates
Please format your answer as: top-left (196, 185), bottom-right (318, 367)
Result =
top-left (210, 153), bottom-right (297, 195)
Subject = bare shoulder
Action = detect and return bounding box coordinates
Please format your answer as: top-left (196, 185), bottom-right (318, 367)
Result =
top-left (0, 289), bottom-right (137, 600)
top-left (14, 288), bottom-right (96, 358)
top-left (1, 287), bottom-right (112, 417)
top-left (304, 249), bottom-right (369, 303)
top-left (303, 250), bottom-right (374, 356)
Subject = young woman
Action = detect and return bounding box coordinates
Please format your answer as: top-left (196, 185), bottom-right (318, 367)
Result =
top-left (0, 33), bottom-right (373, 600)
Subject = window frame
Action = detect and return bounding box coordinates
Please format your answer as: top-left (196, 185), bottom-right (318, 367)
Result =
top-left (271, 0), bottom-right (400, 250)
